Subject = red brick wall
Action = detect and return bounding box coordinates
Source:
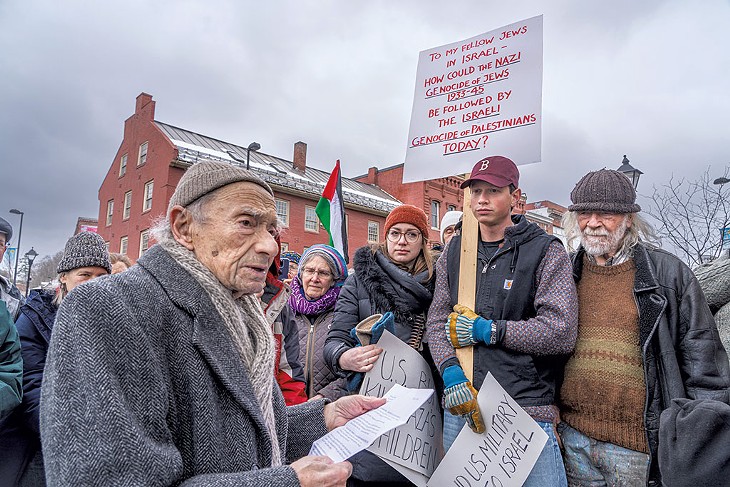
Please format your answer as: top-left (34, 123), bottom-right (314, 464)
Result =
top-left (97, 93), bottom-right (177, 261)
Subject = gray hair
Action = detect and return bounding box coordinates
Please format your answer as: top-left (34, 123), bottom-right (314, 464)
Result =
top-left (562, 211), bottom-right (660, 253)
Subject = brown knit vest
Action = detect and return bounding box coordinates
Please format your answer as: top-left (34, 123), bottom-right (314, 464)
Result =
top-left (560, 256), bottom-right (648, 453)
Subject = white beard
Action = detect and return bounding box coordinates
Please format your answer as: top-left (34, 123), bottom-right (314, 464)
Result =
top-left (581, 217), bottom-right (629, 257)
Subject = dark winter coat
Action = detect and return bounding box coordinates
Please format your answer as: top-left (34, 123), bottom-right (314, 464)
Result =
top-left (0, 289), bottom-right (57, 486)
top-left (323, 246), bottom-right (435, 484)
top-left (293, 308), bottom-right (347, 401)
top-left (40, 245), bottom-right (329, 486)
top-left (572, 244), bottom-right (730, 486)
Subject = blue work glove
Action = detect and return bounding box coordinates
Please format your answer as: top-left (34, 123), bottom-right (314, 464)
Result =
top-left (445, 304), bottom-right (493, 348)
top-left (346, 312), bottom-right (395, 392)
top-left (442, 364), bottom-right (485, 433)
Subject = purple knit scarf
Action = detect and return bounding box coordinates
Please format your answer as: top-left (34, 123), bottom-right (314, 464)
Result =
top-left (288, 277), bottom-right (341, 315)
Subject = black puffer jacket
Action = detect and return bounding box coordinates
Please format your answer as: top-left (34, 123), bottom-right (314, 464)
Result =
top-left (572, 243), bottom-right (730, 486)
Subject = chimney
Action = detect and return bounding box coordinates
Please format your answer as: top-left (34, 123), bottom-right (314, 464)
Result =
top-left (135, 92), bottom-right (155, 120)
top-left (293, 141), bottom-right (307, 173)
top-left (367, 167), bottom-right (379, 185)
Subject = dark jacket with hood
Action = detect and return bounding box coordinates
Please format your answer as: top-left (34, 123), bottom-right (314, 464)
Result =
top-left (570, 243), bottom-right (730, 486)
top-left (323, 245), bottom-right (435, 484)
top-left (0, 289), bottom-right (57, 485)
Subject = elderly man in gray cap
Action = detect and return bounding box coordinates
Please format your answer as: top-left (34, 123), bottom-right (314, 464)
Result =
top-left (41, 160), bottom-right (384, 487)
top-left (0, 216), bottom-right (24, 319)
top-left (558, 169), bottom-right (730, 486)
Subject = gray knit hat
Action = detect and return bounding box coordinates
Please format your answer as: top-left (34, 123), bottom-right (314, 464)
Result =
top-left (57, 231), bottom-right (112, 274)
top-left (568, 169), bottom-right (641, 214)
top-left (0, 216), bottom-right (12, 242)
top-left (167, 159), bottom-right (273, 215)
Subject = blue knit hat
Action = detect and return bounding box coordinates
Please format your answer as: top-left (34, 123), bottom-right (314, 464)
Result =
top-left (299, 245), bottom-right (347, 286)
top-left (281, 251), bottom-right (301, 265)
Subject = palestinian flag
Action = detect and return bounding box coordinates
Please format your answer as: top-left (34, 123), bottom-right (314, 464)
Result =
top-left (316, 160), bottom-right (349, 263)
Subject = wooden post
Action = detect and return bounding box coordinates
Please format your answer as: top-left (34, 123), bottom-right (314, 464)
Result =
top-left (456, 187), bottom-right (478, 382)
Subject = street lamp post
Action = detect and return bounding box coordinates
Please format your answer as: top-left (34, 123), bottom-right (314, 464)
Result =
top-left (227, 142), bottom-right (261, 171)
top-left (9, 208), bottom-right (24, 285)
top-left (713, 176), bottom-right (729, 257)
top-left (24, 247), bottom-right (38, 297)
top-left (617, 155), bottom-right (643, 190)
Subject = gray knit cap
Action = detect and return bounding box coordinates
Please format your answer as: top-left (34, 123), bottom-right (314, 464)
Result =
top-left (568, 169), bottom-right (641, 214)
top-left (57, 231), bottom-right (112, 274)
top-left (0, 216), bottom-right (12, 242)
top-left (167, 159), bottom-right (273, 215)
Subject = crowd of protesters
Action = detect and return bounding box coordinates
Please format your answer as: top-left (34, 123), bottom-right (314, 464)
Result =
top-left (0, 155), bottom-right (728, 487)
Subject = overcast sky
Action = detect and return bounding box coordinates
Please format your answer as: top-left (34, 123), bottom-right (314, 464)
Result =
top-left (1, 0), bottom-right (729, 263)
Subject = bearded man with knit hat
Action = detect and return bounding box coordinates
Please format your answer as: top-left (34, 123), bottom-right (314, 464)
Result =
top-left (558, 168), bottom-right (730, 486)
top-left (40, 159), bottom-right (384, 487)
top-left (426, 155), bottom-right (578, 486)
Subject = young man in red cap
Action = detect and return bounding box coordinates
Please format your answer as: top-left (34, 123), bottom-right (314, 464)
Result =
top-left (426, 156), bottom-right (578, 486)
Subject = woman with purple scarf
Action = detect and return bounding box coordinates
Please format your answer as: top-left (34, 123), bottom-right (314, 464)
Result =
top-left (288, 245), bottom-right (349, 401)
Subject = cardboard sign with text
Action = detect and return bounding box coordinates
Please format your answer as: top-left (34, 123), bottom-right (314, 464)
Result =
top-left (427, 373), bottom-right (548, 487)
top-left (360, 330), bottom-right (444, 484)
top-left (404, 15), bottom-right (543, 183)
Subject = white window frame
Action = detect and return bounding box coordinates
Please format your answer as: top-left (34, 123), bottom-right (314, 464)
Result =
top-left (139, 229), bottom-right (150, 257)
top-left (143, 180), bottom-right (154, 212)
top-left (280, 242), bottom-right (289, 253)
top-left (431, 200), bottom-right (440, 229)
top-left (137, 141), bottom-right (148, 166)
top-left (367, 221), bottom-right (379, 243)
top-left (119, 153), bottom-right (128, 177)
top-left (123, 191), bottom-right (132, 220)
top-left (120, 236), bottom-right (128, 255)
top-left (304, 206), bottom-right (319, 233)
top-left (276, 198), bottom-right (290, 227)
top-left (106, 199), bottom-right (114, 226)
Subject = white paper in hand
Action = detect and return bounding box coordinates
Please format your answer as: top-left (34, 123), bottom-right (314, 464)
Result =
top-left (309, 384), bottom-right (434, 463)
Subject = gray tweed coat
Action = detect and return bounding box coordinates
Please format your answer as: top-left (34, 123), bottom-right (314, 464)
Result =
top-left (40, 245), bottom-right (328, 486)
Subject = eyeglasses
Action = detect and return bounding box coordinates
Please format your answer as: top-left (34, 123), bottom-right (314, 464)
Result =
top-left (302, 267), bottom-right (333, 279)
top-left (387, 229), bottom-right (422, 243)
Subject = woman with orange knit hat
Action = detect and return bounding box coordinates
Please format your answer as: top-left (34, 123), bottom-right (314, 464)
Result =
top-left (324, 204), bottom-right (437, 486)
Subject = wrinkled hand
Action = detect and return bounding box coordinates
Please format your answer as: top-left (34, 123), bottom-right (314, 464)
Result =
top-left (446, 304), bottom-right (493, 348)
top-left (323, 394), bottom-right (386, 431)
top-left (442, 365), bottom-right (485, 433)
top-left (339, 344), bottom-right (382, 372)
top-left (291, 455), bottom-right (352, 487)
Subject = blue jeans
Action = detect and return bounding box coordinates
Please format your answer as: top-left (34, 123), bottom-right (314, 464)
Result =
top-left (558, 422), bottom-right (648, 487)
top-left (444, 411), bottom-right (567, 486)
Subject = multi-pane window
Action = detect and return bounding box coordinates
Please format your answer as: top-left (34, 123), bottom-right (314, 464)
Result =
top-left (431, 200), bottom-right (440, 228)
top-left (276, 199), bottom-right (290, 227)
top-left (304, 206), bottom-right (319, 232)
top-left (106, 200), bottom-right (114, 226)
top-left (448, 204), bottom-right (457, 212)
top-left (280, 242), bottom-right (289, 253)
top-left (139, 229), bottom-right (150, 256)
top-left (368, 221), bottom-right (379, 243)
top-left (120, 236), bottom-right (128, 255)
top-left (123, 191), bottom-right (132, 220)
top-left (138, 141), bottom-right (148, 166)
top-left (143, 180), bottom-right (154, 212)
top-left (119, 154), bottom-right (128, 177)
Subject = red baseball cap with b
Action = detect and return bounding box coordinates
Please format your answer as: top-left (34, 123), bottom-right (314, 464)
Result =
top-left (460, 156), bottom-right (519, 189)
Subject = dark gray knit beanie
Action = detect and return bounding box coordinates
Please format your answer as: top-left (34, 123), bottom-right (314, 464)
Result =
top-left (167, 159), bottom-right (273, 215)
top-left (57, 232), bottom-right (112, 274)
top-left (568, 169), bottom-right (641, 214)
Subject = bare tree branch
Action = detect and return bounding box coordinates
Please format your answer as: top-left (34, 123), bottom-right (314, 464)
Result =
top-left (646, 165), bottom-right (730, 266)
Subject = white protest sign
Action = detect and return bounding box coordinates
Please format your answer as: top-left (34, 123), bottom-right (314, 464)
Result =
top-left (360, 330), bottom-right (444, 481)
top-left (309, 384), bottom-right (433, 463)
top-left (427, 373), bottom-right (548, 487)
top-left (404, 15), bottom-right (543, 183)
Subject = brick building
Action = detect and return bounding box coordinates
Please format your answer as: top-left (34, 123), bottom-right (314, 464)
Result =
top-left (97, 93), bottom-right (401, 263)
